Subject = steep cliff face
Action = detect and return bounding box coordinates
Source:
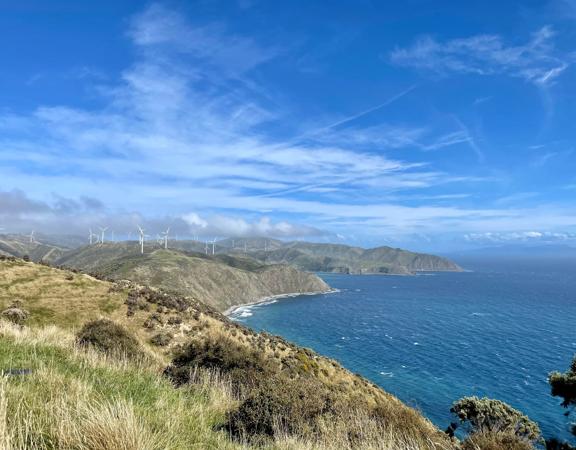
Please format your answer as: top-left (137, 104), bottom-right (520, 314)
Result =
top-left (56, 245), bottom-right (330, 311)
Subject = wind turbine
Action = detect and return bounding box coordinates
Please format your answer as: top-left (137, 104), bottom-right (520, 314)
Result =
top-left (161, 227), bottom-right (170, 249)
top-left (137, 225), bottom-right (145, 254)
top-left (212, 237), bottom-right (218, 255)
top-left (204, 240), bottom-right (209, 255)
top-left (99, 227), bottom-right (108, 244)
top-left (89, 228), bottom-right (99, 245)
top-left (29, 231), bottom-right (35, 244)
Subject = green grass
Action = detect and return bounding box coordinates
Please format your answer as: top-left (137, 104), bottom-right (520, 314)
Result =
top-left (0, 322), bottom-right (240, 450)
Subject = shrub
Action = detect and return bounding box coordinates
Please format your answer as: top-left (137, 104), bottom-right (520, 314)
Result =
top-left (165, 335), bottom-right (276, 394)
top-left (143, 313), bottom-right (164, 329)
top-left (150, 332), bottom-right (173, 347)
top-left (76, 319), bottom-right (144, 360)
top-left (548, 355), bottom-right (576, 447)
top-left (1, 301), bottom-right (29, 325)
top-left (167, 316), bottom-right (182, 326)
top-left (451, 396), bottom-right (541, 443)
top-left (226, 374), bottom-right (334, 439)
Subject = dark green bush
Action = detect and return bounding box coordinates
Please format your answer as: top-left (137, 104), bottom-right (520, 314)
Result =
top-left (548, 355), bottom-right (576, 448)
top-left (150, 332), bottom-right (173, 346)
top-left (164, 335), bottom-right (276, 394)
top-left (76, 319), bottom-right (144, 360)
top-left (226, 374), bottom-right (335, 439)
top-left (451, 397), bottom-right (541, 443)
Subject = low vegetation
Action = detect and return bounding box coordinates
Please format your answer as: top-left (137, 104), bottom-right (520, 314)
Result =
top-left (76, 318), bottom-right (146, 361)
top-left (2, 255), bottom-right (571, 450)
top-left (548, 356), bottom-right (576, 449)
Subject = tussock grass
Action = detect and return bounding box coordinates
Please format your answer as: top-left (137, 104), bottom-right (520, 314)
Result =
top-left (0, 259), bottom-right (125, 328)
top-left (0, 320), bottom-right (239, 450)
top-left (0, 320), bottom-right (459, 450)
top-left (0, 260), bottom-right (463, 449)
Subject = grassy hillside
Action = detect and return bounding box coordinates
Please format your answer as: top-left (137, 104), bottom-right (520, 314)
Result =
top-left (0, 256), bottom-right (456, 449)
top-left (0, 321), bottom-right (239, 449)
top-left (0, 234), bottom-right (67, 263)
top-left (240, 241), bottom-right (462, 274)
top-left (55, 243), bottom-right (330, 312)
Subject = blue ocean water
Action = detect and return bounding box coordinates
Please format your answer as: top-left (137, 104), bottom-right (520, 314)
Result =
top-left (231, 258), bottom-right (576, 442)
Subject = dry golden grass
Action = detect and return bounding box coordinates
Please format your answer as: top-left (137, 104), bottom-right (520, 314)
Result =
top-left (0, 320), bottom-right (240, 450)
top-left (0, 259), bottom-right (458, 449)
top-left (0, 259), bottom-right (125, 328)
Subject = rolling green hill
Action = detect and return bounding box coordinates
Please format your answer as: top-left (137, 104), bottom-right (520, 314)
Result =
top-left (0, 233), bottom-right (68, 263)
top-left (55, 243), bottom-right (330, 312)
top-left (218, 239), bottom-right (462, 274)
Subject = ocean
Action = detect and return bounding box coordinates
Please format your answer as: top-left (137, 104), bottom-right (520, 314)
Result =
top-left (230, 257), bottom-right (576, 442)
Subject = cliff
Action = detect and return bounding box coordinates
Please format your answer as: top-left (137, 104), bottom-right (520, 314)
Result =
top-left (223, 240), bottom-right (463, 274)
top-left (55, 243), bottom-right (330, 312)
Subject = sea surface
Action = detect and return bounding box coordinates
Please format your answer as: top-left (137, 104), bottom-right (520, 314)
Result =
top-left (230, 257), bottom-right (576, 442)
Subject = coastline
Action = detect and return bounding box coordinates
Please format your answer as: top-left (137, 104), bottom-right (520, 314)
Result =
top-left (223, 288), bottom-right (339, 317)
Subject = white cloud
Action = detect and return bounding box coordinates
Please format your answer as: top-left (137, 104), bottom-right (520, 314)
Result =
top-left (183, 213), bottom-right (324, 238)
top-left (1, 5), bottom-right (575, 244)
top-left (390, 26), bottom-right (570, 86)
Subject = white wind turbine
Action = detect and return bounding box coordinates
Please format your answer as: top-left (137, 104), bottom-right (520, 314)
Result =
top-left (137, 225), bottom-right (146, 254)
top-left (161, 227), bottom-right (170, 249)
top-left (212, 237), bottom-right (218, 255)
top-left (99, 227), bottom-right (108, 244)
top-left (29, 230), bottom-right (35, 244)
top-left (204, 239), bottom-right (209, 255)
top-left (89, 228), bottom-right (99, 245)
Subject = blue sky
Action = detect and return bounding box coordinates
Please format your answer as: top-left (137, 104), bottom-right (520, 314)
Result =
top-left (0, 0), bottom-right (575, 251)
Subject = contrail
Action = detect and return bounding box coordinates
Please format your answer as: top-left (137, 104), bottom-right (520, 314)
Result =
top-left (279, 83), bottom-right (420, 147)
top-left (318, 83), bottom-right (419, 132)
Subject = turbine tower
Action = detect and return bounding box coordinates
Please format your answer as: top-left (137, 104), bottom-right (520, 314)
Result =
top-left (161, 227), bottom-right (170, 249)
top-left (89, 228), bottom-right (99, 245)
top-left (204, 240), bottom-right (209, 255)
top-left (212, 237), bottom-right (218, 255)
top-left (137, 225), bottom-right (145, 254)
top-left (99, 227), bottom-right (108, 244)
top-left (29, 230), bottom-right (35, 244)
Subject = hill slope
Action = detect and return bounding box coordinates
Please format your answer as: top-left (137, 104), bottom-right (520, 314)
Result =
top-left (0, 234), bottom-right (67, 263)
top-left (55, 243), bottom-right (331, 311)
top-left (0, 256), bottom-right (455, 449)
top-left (222, 240), bottom-right (462, 274)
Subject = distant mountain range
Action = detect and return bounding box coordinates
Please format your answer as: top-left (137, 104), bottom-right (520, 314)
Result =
top-left (0, 233), bottom-right (461, 312)
top-left (54, 242), bottom-right (330, 311)
top-left (0, 234), bottom-right (68, 262)
top-left (217, 238), bottom-right (462, 274)
top-left (0, 234), bottom-right (462, 276)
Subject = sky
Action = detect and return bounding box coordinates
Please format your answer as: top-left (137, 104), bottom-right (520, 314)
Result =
top-left (0, 0), bottom-right (575, 251)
